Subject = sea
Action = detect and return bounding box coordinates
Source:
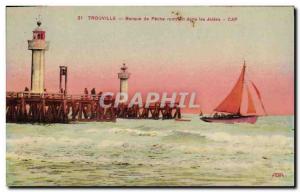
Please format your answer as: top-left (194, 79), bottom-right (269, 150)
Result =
top-left (6, 115), bottom-right (294, 186)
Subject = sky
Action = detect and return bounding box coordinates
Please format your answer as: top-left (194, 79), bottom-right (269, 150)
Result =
top-left (6, 6), bottom-right (294, 115)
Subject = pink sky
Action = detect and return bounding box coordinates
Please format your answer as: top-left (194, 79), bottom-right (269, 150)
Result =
top-left (6, 7), bottom-right (294, 115)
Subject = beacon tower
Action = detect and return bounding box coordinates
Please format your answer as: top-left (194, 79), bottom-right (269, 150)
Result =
top-left (118, 63), bottom-right (130, 95)
top-left (28, 20), bottom-right (49, 93)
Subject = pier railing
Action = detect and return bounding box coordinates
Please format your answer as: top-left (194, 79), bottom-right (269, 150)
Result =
top-left (6, 91), bottom-right (102, 100)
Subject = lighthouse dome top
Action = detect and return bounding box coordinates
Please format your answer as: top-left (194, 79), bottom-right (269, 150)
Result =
top-left (33, 20), bottom-right (44, 31)
top-left (121, 63), bottom-right (128, 71)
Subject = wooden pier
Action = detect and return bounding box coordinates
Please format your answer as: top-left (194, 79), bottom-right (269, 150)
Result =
top-left (6, 92), bottom-right (181, 123)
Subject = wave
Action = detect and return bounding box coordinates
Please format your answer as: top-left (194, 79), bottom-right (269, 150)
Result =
top-left (163, 130), bottom-right (207, 143)
top-left (174, 131), bottom-right (293, 155)
top-left (107, 127), bottom-right (162, 137)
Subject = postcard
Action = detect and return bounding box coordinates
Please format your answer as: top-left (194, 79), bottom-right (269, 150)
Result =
top-left (6, 6), bottom-right (295, 187)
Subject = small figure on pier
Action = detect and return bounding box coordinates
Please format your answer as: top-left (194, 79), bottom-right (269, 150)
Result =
top-left (43, 88), bottom-right (48, 98)
top-left (97, 91), bottom-right (103, 99)
top-left (91, 88), bottom-right (96, 99)
top-left (23, 87), bottom-right (29, 97)
top-left (84, 88), bottom-right (88, 94)
top-left (84, 88), bottom-right (89, 98)
top-left (91, 88), bottom-right (96, 94)
top-left (60, 88), bottom-right (64, 94)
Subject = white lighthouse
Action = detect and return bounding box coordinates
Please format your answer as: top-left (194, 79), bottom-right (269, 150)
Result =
top-left (28, 20), bottom-right (49, 93)
top-left (118, 63), bottom-right (130, 95)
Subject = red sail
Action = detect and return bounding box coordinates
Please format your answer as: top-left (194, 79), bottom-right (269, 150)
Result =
top-left (246, 85), bottom-right (256, 114)
top-left (214, 64), bottom-right (245, 114)
top-left (251, 81), bottom-right (267, 115)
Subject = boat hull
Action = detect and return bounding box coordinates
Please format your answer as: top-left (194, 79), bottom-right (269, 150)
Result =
top-left (200, 115), bottom-right (258, 124)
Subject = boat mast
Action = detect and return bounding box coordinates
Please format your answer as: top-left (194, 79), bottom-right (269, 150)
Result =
top-left (238, 60), bottom-right (246, 115)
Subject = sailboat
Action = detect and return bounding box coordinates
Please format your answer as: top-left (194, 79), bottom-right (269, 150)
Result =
top-left (200, 61), bottom-right (266, 124)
